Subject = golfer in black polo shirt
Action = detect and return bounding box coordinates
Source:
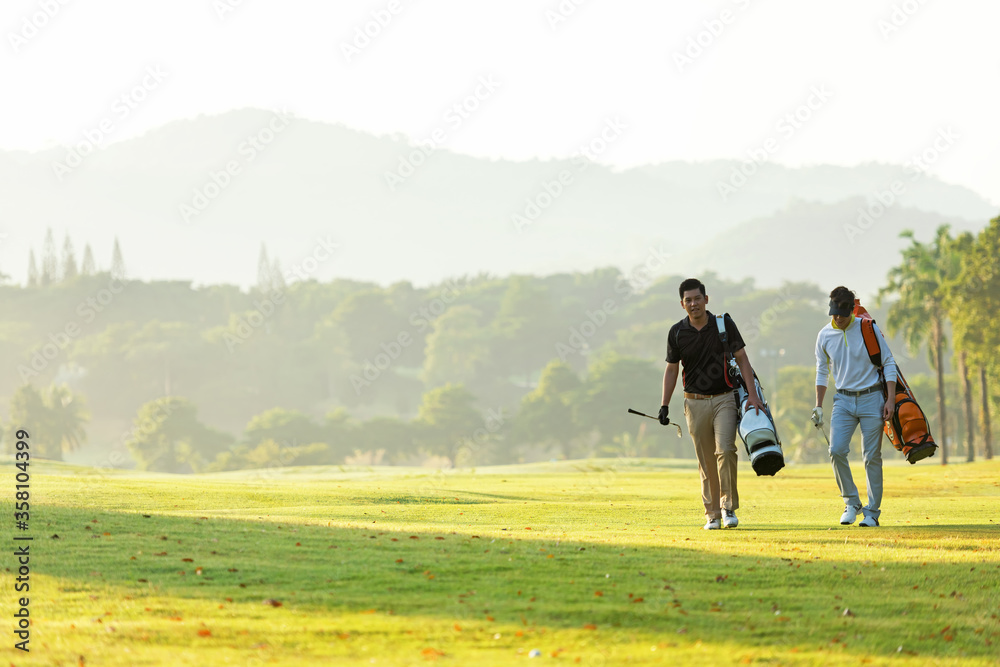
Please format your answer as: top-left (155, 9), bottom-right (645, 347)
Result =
top-left (659, 278), bottom-right (764, 530)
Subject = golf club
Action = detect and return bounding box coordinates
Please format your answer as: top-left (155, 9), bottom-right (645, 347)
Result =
top-left (628, 408), bottom-right (682, 438)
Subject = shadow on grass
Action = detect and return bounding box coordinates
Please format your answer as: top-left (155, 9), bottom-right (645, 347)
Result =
top-left (712, 524), bottom-right (999, 535)
top-left (25, 504), bottom-right (999, 663)
top-left (370, 490), bottom-right (535, 504)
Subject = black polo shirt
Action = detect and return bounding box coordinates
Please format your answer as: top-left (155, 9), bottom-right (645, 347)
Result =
top-left (666, 311), bottom-right (746, 395)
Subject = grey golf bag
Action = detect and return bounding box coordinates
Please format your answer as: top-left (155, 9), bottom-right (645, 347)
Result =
top-left (716, 315), bottom-right (785, 476)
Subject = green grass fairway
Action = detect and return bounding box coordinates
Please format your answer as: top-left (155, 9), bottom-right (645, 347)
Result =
top-left (2, 458), bottom-right (999, 666)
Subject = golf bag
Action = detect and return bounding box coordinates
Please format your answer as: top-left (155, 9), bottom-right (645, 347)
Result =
top-left (716, 315), bottom-right (785, 476)
top-left (854, 301), bottom-right (937, 464)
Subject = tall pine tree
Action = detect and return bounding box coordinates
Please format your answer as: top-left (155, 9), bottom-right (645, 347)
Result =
top-left (111, 238), bottom-right (126, 280)
top-left (62, 234), bottom-right (78, 281)
top-left (256, 244), bottom-right (272, 293)
top-left (271, 258), bottom-right (286, 292)
top-left (27, 250), bottom-right (38, 287)
top-left (80, 244), bottom-right (96, 275)
top-left (41, 228), bottom-right (58, 286)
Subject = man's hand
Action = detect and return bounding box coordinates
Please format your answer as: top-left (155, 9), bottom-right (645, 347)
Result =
top-left (658, 405), bottom-right (670, 425)
top-left (882, 398), bottom-right (895, 422)
top-left (810, 406), bottom-right (823, 427)
top-left (745, 393), bottom-right (764, 415)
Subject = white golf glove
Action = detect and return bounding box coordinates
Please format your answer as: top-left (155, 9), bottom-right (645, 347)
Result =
top-left (810, 406), bottom-right (823, 427)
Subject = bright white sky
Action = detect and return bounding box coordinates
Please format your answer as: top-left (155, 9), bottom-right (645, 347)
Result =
top-left (2, 0), bottom-right (999, 205)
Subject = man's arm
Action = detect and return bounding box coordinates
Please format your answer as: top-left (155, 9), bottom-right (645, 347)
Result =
top-left (872, 323), bottom-right (898, 421)
top-left (662, 362), bottom-right (679, 406)
top-left (882, 380), bottom-right (896, 421)
top-left (722, 315), bottom-right (762, 412)
top-left (733, 348), bottom-right (764, 413)
top-left (814, 329), bottom-right (829, 424)
top-left (812, 385), bottom-right (827, 427)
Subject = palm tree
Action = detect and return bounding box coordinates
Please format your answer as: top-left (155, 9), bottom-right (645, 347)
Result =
top-left (980, 367), bottom-right (994, 460)
top-left (952, 217), bottom-right (1000, 460)
top-left (878, 225), bottom-right (958, 464)
top-left (44, 385), bottom-right (90, 457)
top-left (946, 231), bottom-right (978, 461)
top-left (5, 385), bottom-right (49, 457)
top-left (3, 384), bottom-right (88, 460)
top-left (955, 351), bottom-right (974, 461)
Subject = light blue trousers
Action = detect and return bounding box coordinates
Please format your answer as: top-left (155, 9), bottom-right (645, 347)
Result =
top-left (829, 390), bottom-right (884, 520)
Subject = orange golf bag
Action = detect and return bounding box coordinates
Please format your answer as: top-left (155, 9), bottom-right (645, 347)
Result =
top-left (854, 300), bottom-right (938, 464)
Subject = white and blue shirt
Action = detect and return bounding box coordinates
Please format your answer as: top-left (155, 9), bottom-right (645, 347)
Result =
top-left (815, 317), bottom-right (898, 391)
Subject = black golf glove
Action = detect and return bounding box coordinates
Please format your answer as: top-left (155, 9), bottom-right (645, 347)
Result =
top-left (658, 405), bottom-right (670, 425)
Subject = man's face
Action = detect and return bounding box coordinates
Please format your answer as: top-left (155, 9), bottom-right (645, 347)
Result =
top-left (832, 314), bottom-right (853, 329)
top-left (681, 289), bottom-right (707, 319)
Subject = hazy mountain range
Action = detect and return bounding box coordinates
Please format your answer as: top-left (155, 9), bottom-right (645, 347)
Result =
top-left (1, 109), bottom-right (995, 293)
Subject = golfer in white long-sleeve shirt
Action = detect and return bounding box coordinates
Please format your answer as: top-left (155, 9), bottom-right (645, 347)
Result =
top-left (813, 286), bottom-right (897, 527)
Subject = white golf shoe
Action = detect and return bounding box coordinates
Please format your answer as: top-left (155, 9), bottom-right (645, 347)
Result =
top-left (704, 518), bottom-right (722, 530)
top-left (722, 510), bottom-right (739, 528)
top-left (858, 515), bottom-right (880, 527)
top-left (840, 504), bottom-right (862, 525)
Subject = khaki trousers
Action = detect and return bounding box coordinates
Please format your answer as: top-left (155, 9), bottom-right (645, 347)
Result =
top-left (684, 393), bottom-right (739, 520)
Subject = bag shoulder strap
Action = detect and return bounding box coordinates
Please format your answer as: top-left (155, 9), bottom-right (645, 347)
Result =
top-left (860, 319), bottom-right (882, 368)
top-left (716, 313), bottom-right (738, 389)
top-left (715, 313), bottom-right (728, 348)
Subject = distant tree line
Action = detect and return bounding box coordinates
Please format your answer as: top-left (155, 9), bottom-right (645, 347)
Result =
top-left (2, 217), bottom-right (997, 471)
top-left (22, 227), bottom-right (126, 288)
